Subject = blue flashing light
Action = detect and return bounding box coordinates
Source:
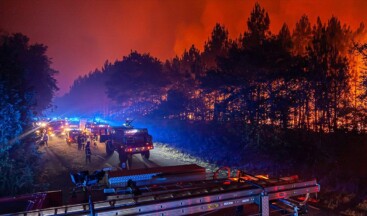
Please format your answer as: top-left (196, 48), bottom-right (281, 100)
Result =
top-left (69, 117), bottom-right (80, 122)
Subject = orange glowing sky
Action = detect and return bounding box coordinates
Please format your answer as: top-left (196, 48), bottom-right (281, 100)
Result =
top-left (1, 0), bottom-right (367, 96)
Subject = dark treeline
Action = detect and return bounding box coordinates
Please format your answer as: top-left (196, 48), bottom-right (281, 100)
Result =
top-left (54, 69), bottom-right (110, 117)
top-left (0, 33), bottom-right (58, 195)
top-left (58, 3), bottom-right (367, 134)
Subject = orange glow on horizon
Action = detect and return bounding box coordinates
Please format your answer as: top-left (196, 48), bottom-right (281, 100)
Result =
top-left (1, 0), bottom-right (367, 95)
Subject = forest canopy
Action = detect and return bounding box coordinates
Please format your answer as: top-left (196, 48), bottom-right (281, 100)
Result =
top-left (57, 3), bottom-right (367, 133)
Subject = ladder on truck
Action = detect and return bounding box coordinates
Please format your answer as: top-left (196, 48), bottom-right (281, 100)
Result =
top-left (7, 165), bottom-right (320, 216)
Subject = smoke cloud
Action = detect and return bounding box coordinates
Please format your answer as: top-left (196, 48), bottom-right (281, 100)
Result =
top-left (0, 0), bottom-right (366, 95)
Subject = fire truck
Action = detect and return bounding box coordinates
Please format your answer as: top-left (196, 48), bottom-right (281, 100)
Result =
top-left (85, 121), bottom-right (110, 137)
top-left (100, 120), bottom-right (154, 168)
top-left (48, 119), bottom-right (67, 136)
top-left (0, 164), bottom-right (320, 215)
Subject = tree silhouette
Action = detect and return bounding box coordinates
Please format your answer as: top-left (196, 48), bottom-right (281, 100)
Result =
top-left (278, 23), bottom-right (292, 52)
top-left (106, 51), bottom-right (169, 105)
top-left (152, 89), bottom-right (189, 118)
top-left (0, 33), bottom-right (58, 116)
top-left (181, 45), bottom-right (203, 81)
top-left (0, 32), bottom-right (57, 196)
top-left (242, 2), bottom-right (271, 48)
top-left (307, 17), bottom-right (350, 131)
top-left (202, 23), bottom-right (230, 70)
top-left (292, 15), bottom-right (312, 57)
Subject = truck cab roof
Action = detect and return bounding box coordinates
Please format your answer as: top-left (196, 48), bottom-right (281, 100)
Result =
top-left (110, 127), bottom-right (148, 135)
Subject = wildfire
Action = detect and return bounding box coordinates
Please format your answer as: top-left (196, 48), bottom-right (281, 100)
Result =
top-left (349, 31), bottom-right (367, 112)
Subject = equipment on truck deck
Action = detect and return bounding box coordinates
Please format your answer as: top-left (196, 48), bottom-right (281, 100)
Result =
top-left (5, 164), bottom-right (320, 216)
top-left (107, 164), bottom-right (207, 187)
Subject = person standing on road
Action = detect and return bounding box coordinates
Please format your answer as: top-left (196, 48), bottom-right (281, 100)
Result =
top-left (82, 133), bottom-right (87, 150)
top-left (77, 135), bottom-right (82, 150)
top-left (92, 134), bottom-right (98, 148)
top-left (43, 133), bottom-right (49, 147)
top-left (85, 141), bottom-right (92, 164)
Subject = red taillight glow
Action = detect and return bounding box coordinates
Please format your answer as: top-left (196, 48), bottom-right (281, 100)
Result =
top-left (223, 181), bottom-right (231, 185)
top-left (124, 146), bottom-right (153, 152)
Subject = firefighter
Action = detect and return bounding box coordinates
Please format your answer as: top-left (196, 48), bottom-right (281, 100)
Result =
top-left (77, 135), bottom-right (83, 150)
top-left (81, 133), bottom-right (87, 150)
top-left (91, 134), bottom-right (98, 148)
top-left (85, 141), bottom-right (92, 164)
top-left (43, 133), bottom-right (49, 147)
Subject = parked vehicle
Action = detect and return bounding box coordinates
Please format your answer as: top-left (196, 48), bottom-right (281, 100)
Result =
top-left (66, 130), bottom-right (81, 144)
top-left (100, 121), bottom-right (153, 168)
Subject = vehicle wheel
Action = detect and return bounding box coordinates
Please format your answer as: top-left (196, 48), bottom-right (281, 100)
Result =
top-left (119, 153), bottom-right (127, 164)
top-left (141, 151), bottom-right (150, 159)
top-left (106, 141), bottom-right (114, 156)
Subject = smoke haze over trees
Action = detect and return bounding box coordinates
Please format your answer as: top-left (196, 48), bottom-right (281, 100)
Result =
top-left (50, 4), bottom-right (367, 199)
top-left (53, 68), bottom-right (110, 117)
top-left (55, 3), bottom-right (367, 134)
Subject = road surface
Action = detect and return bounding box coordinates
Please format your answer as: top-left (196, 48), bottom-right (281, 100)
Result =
top-left (37, 136), bottom-right (212, 199)
top-left (37, 135), bottom-right (330, 215)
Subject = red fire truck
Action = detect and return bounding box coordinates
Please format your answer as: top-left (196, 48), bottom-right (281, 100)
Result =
top-left (85, 122), bottom-right (110, 137)
top-left (48, 119), bottom-right (67, 136)
top-left (100, 121), bottom-right (153, 168)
